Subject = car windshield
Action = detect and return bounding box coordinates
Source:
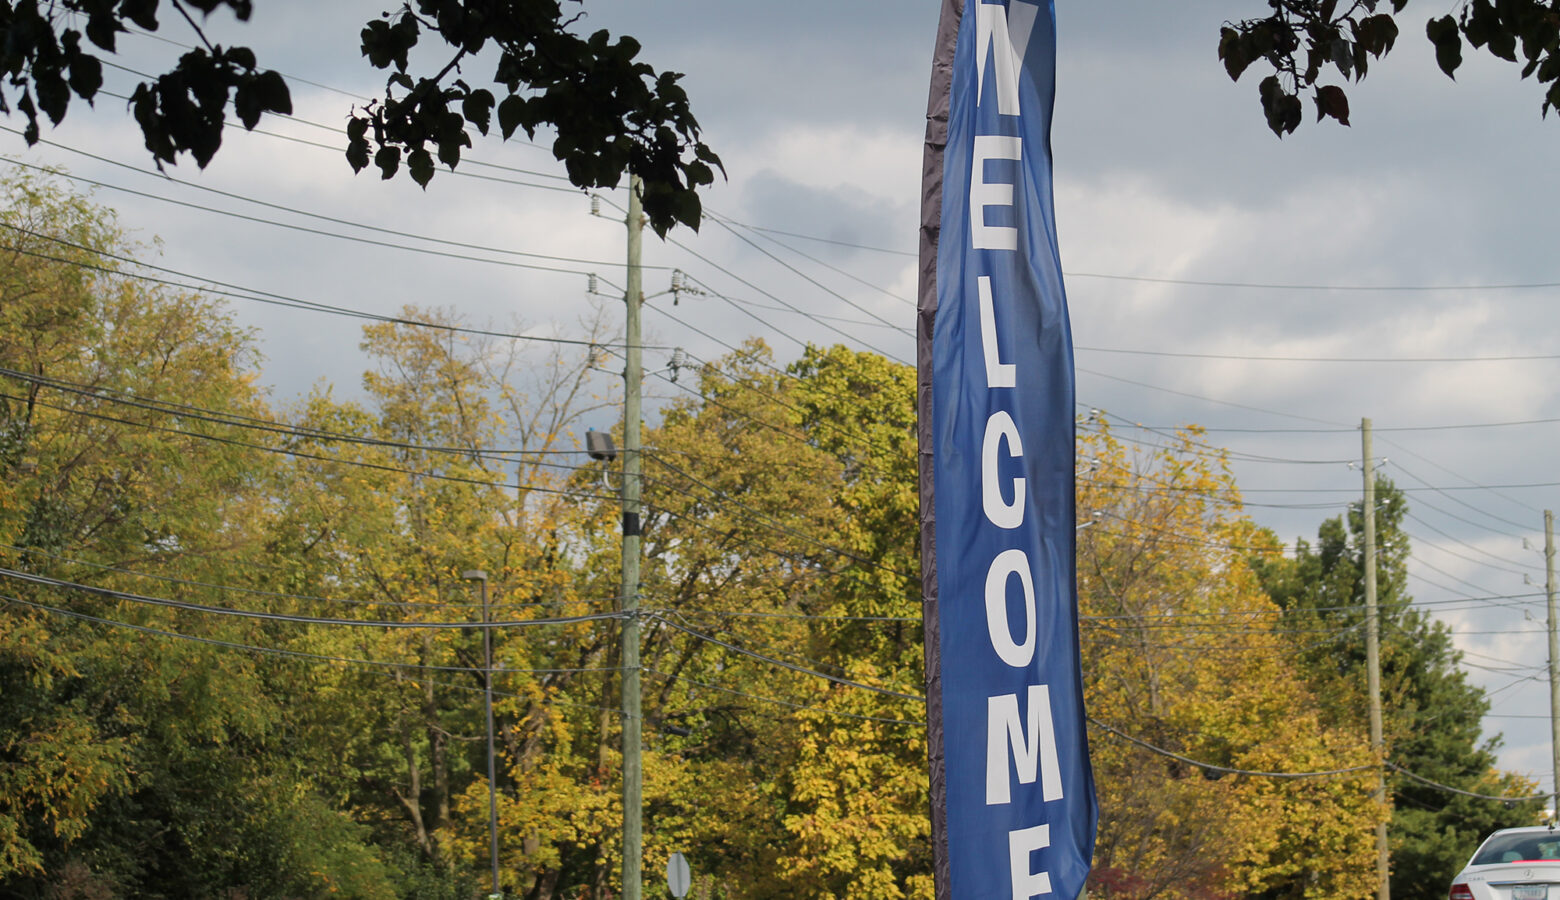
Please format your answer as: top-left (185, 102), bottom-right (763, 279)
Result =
top-left (1473, 833), bottom-right (1560, 865)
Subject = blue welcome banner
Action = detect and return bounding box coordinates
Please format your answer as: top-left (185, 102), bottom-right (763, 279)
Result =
top-left (917, 1), bottom-right (1096, 897)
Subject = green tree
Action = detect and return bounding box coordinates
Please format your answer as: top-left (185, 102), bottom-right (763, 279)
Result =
top-left (0, 172), bottom-right (396, 897)
top-left (0, 0), bottom-right (720, 234)
top-left (1220, 0), bottom-right (1560, 136)
top-left (1250, 477), bottom-right (1543, 898)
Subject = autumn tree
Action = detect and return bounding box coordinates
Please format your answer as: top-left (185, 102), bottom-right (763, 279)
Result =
top-left (1077, 420), bottom-right (1382, 899)
top-left (255, 306), bottom-right (625, 898)
top-left (1251, 477), bottom-right (1544, 898)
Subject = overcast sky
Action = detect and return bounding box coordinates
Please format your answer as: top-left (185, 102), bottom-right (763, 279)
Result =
top-left (12, 1), bottom-right (1560, 790)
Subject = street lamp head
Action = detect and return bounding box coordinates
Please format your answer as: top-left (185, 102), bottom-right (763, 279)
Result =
top-left (462, 570), bottom-right (488, 582)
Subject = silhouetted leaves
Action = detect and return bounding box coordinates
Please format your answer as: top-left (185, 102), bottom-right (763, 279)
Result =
top-left (1315, 83), bottom-right (1351, 124)
top-left (1221, 0), bottom-right (1560, 133)
top-left (0, 0), bottom-right (721, 238)
top-left (343, 1), bottom-right (722, 236)
top-left (1428, 15), bottom-right (1464, 78)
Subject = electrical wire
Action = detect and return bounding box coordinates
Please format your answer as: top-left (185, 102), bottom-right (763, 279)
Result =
top-left (0, 153), bottom-right (616, 276)
top-left (1076, 344), bottom-right (1560, 364)
top-left (643, 667), bottom-right (923, 728)
top-left (1, 543), bottom-right (615, 612)
top-left (0, 387), bottom-right (618, 503)
top-left (648, 613), bottom-right (923, 702)
top-left (0, 567), bottom-right (625, 629)
top-left (1086, 718), bottom-right (1375, 779)
top-left (0, 233), bottom-right (644, 349)
top-left (3, 592), bottom-right (612, 676)
top-left (0, 366), bottom-right (594, 467)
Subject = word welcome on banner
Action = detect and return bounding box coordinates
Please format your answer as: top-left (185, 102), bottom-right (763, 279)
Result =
top-left (918, 2), bottom-right (1097, 898)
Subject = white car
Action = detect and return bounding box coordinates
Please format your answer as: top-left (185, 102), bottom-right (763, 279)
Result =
top-left (1452, 826), bottom-right (1560, 900)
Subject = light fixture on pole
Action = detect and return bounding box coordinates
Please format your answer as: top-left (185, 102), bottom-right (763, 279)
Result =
top-left (462, 568), bottom-right (502, 900)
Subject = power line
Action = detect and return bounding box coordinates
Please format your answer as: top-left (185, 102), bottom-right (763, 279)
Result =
top-left (0, 387), bottom-right (619, 504)
top-left (3, 592), bottom-right (614, 677)
top-left (1077, 344), bottom-right (1560, 364)
top-left (0, 231), bottom-right (640, 349)
top-left (1, 364), bottom-right (595, 462)
top-left (1066, 269), bottom-right (1560, 294)
top-left (643, 667), bottom-right (923, 728)
top-left (3, 147), bottom-right (648, 270)
top-left (1086, 718), bottom-right (1375, 779)
top-left (0, 567), bottom-right (625, 629)
top-left (1077, 366), bottom-right (1349, 428)
top-left (649, 613), bottom-right (923, 702)
top-left (2, 543), bottom-right (615, 612)
top-left (0, 153), bottom-right (627, 276)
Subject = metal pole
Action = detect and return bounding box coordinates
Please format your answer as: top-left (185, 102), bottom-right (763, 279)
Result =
top-left (621, 174), bottom-right (645, 900)
top-left (1545, 509), bottom-right (1558, 819)
top-left (463, 569), bottom-right (501, 899)
top-left (1361, 418), bottom-right (1390, 900)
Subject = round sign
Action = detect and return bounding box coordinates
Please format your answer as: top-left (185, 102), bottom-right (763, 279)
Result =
top-left (666, 851), bottom-right (691, 898)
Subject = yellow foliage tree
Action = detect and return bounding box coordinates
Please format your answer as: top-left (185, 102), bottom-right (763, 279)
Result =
top-left (1078, 420), bottom-right (1383, 899)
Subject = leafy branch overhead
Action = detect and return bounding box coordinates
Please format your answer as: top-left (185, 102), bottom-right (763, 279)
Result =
top-left (349, 1), bottom-right (722, 236)
top-left (1219, 0), bottom-right (1560, 136)
top-left (0, 0), bottom-right (722, 236)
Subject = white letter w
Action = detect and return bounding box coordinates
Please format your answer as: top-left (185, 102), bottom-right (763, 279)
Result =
top-left (976, 0), bottom-right (1041, 116)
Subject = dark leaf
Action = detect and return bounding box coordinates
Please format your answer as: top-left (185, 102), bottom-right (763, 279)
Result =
top-left (407, 147), bottom-right (434, 187)
top-left (253, 69), bottom-right (290, 115)
top-left (1219, 27), bottom-right (1253, 81)
top-left (374, 145), bottom-right (400, 179)
top-left (1427, 15), bottom-right (1464, 78)
top-left (84, 15), bottom-right (120, 52)
top-left (34, 70), bottom-right (69, 125)
top-left (1259, 75), bottom-right (1302, 135)
top-left (435, 134), bottom-right (462, 168)
top-left (346, 133), bottom-right (370, 172)
top-left (462, 87), bottom-right (493, 134)
top-left (226, 46), bottom-right (257, 71)
top-left (67, 54), bottom-right (103, 101)
top-left (120, 0), bottom-right (160, 32)
top-left (361, 21), bottom-right (394, 69)
top-left (1315, 84), bottom-right (1351, 125)
top-left (234, 82), bottom-right (261, 129)
top-left (1355, 14), bottom-right (1399, 58)
top-left (497, 93), bottom-right (528, 139)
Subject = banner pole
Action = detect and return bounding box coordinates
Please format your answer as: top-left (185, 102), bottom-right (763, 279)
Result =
top-left (917, 1), bottom-right (963, 897)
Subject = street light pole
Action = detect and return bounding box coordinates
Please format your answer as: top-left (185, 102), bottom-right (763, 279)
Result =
top-left (463, 569), bottom-right (501, 900)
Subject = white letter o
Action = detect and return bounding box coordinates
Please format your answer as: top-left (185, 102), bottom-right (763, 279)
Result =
top-left (985, 549), bottom-right (1036, 667)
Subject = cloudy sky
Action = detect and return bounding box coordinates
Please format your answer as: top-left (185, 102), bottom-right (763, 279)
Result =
top-left (12, 1), bottom-right (1560, 789)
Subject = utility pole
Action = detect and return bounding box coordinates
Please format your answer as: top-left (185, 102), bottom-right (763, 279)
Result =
top-left (1546, 510), bottom-right (1558, 820)
top-left (1361, 418), bottom-right (1389, 900)
top-left (461, 569), bottom-right (502, 900)
top-left (620, 174), bottom-right (645, 900)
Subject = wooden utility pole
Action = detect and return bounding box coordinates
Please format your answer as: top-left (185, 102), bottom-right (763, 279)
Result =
top-left (1546, 510), bottom-right (1558, 819)
top-left (620, 174), bottom-right (645, 900)
top-left (1362, 418), bottom-right (1389, 900)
